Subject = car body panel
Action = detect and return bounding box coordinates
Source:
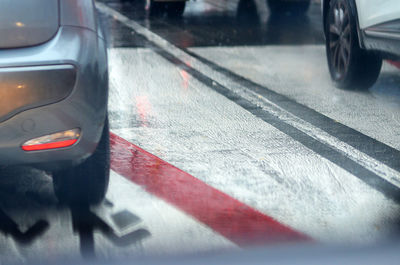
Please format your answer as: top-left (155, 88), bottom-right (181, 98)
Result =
top-left (60, 0), bottom-right (97, 32)
top-left (322, 0), bottom-right (400, 58)
top-left (0, 0), bottom-right (59, 48)
top-left (0, 22), bottom-right (108, 170)
top-left (0, 65), bottom-right (76, 123)
top-left (356, 0), bottom-right (400, 29)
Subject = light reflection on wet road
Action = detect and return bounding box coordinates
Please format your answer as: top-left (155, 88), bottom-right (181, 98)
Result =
top-left (101, 0), bottom-right (400, 245)
top-left (0, 0), bottom-right (400, 263)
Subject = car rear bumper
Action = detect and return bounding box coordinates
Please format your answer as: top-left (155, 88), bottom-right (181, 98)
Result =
top-left (0, 26), bottom-right (108, 170)
top-left (0, 64), bottom-right (77, 123)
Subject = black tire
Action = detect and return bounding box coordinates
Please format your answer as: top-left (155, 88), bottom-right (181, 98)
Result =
top-left (166, 1), bottom-right (186, 18)
top-left (237, 0), bottom-right (259, 23)
top-left (146, 0), bottom-right (166, 17)
top-left (52, 117), bottom-right (110, 205)
top-left (325, 0), bottom-right (382, 89)
top-left (267, 0), bottom-right (310, 15)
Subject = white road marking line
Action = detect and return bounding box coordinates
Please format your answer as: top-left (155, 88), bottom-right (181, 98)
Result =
top-left (96, 3), bottom-right (400, 188)
top-left (108, 48), bottom-right (399, 244)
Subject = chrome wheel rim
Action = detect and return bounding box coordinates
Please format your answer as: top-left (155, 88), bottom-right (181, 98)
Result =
top-left (328, 1), bottom-right (351, 80)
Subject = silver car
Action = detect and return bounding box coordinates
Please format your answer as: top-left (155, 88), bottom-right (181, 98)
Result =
top-left (0, 0), bottom-right (109, 204)
top-left (322, 0), bottom-right (400, 89)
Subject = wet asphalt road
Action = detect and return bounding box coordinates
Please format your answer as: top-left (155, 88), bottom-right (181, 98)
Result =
top-left (1, 0), bottom-right (400, 263)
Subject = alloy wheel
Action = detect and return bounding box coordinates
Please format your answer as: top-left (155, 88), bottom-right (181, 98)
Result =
top-left (328, 0), bottom-right (351, 80)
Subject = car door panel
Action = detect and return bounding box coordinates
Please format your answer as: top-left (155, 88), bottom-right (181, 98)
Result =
top-left (356, 0), bottom-right (400, 29)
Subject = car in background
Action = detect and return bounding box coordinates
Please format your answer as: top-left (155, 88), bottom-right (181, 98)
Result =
top-left (267, 0), bottom-right (311, 15)
top-left (0, 0), bottom-right (109, 205)
top-left (145, 0), bottom-right (187, 17)
top-left (120, 0), bottom-right (187, 17)
top-left (322, 0), bottom-right (400, 89)
top-left (130, 0), bottom-right (312, 18)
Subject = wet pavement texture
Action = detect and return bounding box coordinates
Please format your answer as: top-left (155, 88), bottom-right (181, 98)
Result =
top-left (1, 0), bottom-right (400, 263)
top-left (100, 0), bottom-right (400, 251)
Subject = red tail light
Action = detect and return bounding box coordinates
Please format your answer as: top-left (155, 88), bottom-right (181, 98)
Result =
top-left (22, 128), bottom-right (80, 151)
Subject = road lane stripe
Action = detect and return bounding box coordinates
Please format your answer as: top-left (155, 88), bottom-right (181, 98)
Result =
top-left (182, 49), bottom-right (400, 186)
top-left (96, 3), bottom-right (400, 176)
top-left (109, 132), bottom-right (311, 246)
top-left (96, 4), bottom-right (400, 200)
top-left (141, 46), bottom-right (400, 204)
top-left (388, 61), bottom-right (400, 70)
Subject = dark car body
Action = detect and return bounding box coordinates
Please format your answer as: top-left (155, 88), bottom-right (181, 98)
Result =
top-left (0, 0), bottom-right (108, 171)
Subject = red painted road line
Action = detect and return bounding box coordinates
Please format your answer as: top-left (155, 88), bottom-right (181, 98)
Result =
top-left (110, 132), bottom-right (311, 246)
top-left (388, 60), bottom-right (400, 70)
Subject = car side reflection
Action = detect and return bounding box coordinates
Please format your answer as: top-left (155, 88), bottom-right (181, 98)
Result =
top-left (0, 166), bottom-right (151, 260)
top-left (70, 203), bottom-right (150, 259)
top-left (0, 208), bottom-right (48, 245)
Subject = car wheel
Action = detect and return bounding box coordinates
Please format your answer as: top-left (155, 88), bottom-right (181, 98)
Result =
top-left (326, 0), bottom-right (382, 89)
top-left (267, 0), bottom-right (310, 15)
top-left (52, 117), bottom-right (110, 205)
top-left (146, 0), bottom-right (166, 17)
top-left (166, 2), bottom-right (186, 18)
